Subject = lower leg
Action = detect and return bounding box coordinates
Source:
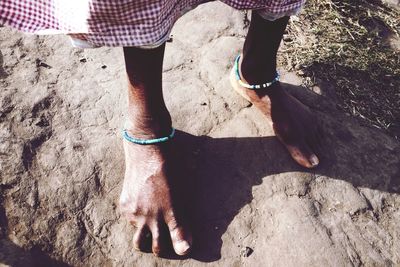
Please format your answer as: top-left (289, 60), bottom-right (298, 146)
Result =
top-left (232, 11), bottom-right (322, 168)
top-left (241, 13), bottom-right (289, 84)
top-left (123, 45), bottom-right (171, 137)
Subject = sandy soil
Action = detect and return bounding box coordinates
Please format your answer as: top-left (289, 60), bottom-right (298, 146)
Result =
top-left (1, 2), bottom-right (399, 266)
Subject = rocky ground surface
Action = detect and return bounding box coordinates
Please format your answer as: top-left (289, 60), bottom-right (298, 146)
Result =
top-left (1, 2), bottom-right (399, 267)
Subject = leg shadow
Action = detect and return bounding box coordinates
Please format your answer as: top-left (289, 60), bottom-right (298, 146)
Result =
top-left (176, 83), bottom-right (399, 262)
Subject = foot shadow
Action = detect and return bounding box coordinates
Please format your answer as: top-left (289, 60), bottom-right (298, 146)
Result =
top-left (175, 83), bottom-right (400, 262)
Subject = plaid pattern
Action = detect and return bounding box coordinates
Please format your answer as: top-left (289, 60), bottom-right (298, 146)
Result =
top-left (0, 0), bottom-right (305, 47)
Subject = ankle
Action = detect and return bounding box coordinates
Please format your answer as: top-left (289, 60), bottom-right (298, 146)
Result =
top-left (125, 111), bottom-right (172, 139)
top-left (237, 61), bottom-right (283, 100)
top-left (240, 55), bottom-right (277, 85)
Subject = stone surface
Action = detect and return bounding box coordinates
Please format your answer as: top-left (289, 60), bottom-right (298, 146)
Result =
top-left (1, 2), bottom-right (399, 267)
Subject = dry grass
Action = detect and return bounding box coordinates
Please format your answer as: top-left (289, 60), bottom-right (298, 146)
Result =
top-left (281, 0), bottom-right (400, 140)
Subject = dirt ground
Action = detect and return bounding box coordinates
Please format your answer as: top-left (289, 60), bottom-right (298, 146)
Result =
top-left (1, 1), bottom-right (399, 267)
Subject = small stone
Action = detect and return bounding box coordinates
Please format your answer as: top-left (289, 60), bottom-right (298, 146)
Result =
top-left (241, 246), bottom-right (254, 257)
top-left (79, 58), bottom-right (87, 63)
top-left (35, 59), bottom-right (52, 69)
top-left (297, 70), bottom-right (305, 76)
top-left (283, 35), bottom-right (293, 42)
top-left (101, 65), bottom-right (107, 69)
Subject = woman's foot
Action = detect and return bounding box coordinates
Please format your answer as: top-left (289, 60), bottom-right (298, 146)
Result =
top-left (230, 65), bottom-right (322, 168)
top-left (119, 122), bottom-right (192, 256)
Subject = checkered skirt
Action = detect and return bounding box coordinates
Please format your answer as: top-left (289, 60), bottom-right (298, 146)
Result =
top-left (0, 0), bottom-right (305, 47)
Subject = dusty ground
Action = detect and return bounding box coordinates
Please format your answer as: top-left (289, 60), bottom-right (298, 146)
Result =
top-left (1, 1), bottom-right (400, 267)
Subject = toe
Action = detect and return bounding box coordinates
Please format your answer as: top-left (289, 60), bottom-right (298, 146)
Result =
top-left (171, 228), bottom-right (191, 256)
top-left (165, 216), bottom-right (192, 256)
top-left (309, 153), bottom-right (319, 168)
top-left (284, 141), bottom-right (319, 168)
top-left (149, 223), bottom-right (162, 256)
top-left (133, 224), bottom-right (149, 251)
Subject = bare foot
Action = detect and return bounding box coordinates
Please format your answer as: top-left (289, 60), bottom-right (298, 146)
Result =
top-left (230, 65), bottom-right (322, 168)
top-left (119, 125), bottom-right (192, 256)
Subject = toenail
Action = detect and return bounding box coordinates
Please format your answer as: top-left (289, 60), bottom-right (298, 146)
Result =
top-left (175, 240), bottom-right (191, 255)
top-left (310, 155), bottom-right (319, 167)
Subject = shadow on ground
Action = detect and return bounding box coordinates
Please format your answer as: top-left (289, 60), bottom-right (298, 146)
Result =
top-left (0, 238), bottom-right (71, 267)
top-left (0, 50), bottom-right (8, 79)
top-left (182, 83), bottom-right (400, 262)
top-left (0, 198), bottom-right (71, 267)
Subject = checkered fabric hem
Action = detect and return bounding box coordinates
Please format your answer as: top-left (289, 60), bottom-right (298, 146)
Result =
top-left (0, 0), bottom-right (305, 47)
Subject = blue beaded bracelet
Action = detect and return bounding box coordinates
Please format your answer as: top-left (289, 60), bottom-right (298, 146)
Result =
top-left (122, 128), bottom-right (176, 145)
top-left (234, 55), bottom-right (280, 89)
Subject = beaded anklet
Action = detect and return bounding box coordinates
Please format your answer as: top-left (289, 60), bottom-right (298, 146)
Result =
top-left (234, 55), bottom-right (280, 89)
top-left (122, 128), bottom-right (176, 145)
